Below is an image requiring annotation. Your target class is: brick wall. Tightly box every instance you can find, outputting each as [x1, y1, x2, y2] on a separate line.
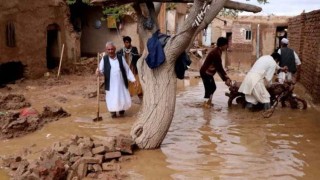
[288, 10, 320, 103]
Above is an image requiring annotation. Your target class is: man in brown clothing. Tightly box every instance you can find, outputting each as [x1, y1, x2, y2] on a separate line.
[200, 37, 231, 107]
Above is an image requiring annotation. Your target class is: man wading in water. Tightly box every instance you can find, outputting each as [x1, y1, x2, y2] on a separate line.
[200, 37, 232, 108]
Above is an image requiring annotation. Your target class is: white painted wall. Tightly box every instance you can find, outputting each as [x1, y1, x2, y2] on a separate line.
[202, 23, 212, 47]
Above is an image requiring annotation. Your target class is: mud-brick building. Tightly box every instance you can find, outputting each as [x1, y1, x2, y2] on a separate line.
[199, 16, 290, 71]
[0, 0, 139, 83]
[288, 10, 320, 103]
[0, 0, 77, 79]
[226, 16, 289, 70]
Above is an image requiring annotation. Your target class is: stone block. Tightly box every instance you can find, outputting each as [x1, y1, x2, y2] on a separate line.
[116, 136, 134, 154]
[92, 146, 108, 155]
[83, 150, 93, 157]
[92, 164, 102, 172]
[104, 151, 121, 160]
[71, 157, 101, 170]
[68, 145, 85, 156]
[101, 162, 117, 171]
[77, 163, 88, 178]
[93, 154, 104, 164]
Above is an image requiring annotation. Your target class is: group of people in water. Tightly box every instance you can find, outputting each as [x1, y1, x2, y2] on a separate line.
[96, 35, 301, 117]
[200, 37, 301, 110]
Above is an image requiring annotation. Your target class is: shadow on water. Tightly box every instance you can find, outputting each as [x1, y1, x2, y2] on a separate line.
[1, 75, 320, 179]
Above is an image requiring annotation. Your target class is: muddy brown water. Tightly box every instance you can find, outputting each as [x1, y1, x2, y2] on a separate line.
[1, 73, 320, 179]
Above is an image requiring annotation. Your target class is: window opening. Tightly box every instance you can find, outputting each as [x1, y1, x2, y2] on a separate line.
[245, 30, 252, 40]
[6, 21, 16, 47]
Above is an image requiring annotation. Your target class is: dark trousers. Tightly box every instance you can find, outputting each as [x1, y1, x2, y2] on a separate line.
[200, 73, 216, 99]
[110, 110, 125, 116]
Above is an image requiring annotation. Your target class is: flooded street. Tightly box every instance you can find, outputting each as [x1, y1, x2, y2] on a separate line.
[1, 73, 320, 179]
[123, 76, 320, 179]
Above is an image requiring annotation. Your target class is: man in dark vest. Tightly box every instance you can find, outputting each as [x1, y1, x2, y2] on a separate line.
[96, 42, 137, 118]
[277, 38, 301, 83]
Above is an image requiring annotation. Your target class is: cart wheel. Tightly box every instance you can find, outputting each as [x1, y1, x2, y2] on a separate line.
[236, 96, 246, 107]
[281, 100, 290, 108]
[228, 96, 236, 107]
[291, 97, 307, 110]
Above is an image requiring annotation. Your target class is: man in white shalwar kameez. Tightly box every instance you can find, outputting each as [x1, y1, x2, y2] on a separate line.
[238, 52, 283, 110]
[96, 42, 137, 118]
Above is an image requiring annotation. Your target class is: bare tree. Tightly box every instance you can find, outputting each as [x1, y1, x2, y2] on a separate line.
[91, 0, 262, 149]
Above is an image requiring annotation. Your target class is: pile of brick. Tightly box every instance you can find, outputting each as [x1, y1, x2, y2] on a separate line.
[1, 135, 136, 179]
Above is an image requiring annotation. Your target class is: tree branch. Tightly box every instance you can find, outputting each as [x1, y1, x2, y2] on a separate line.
[90, 0, 262, 13]
[154, 2, 162, 16]
[163, 0, 204, 62]
[224, 0, 262, 13]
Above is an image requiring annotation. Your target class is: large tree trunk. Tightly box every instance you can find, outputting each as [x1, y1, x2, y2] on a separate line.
[130, 2, 177, 149]
[130, 52, 178, 149]
[131, 0, 228, 149]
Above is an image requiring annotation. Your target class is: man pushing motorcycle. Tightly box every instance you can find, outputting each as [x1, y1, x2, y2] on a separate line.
[238, 52, 287, 110]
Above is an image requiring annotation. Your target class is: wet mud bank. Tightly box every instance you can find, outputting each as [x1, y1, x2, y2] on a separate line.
[0, 94, 70, 140]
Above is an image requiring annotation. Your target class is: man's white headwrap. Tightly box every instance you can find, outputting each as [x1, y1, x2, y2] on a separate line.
[281, 38, 289, 44]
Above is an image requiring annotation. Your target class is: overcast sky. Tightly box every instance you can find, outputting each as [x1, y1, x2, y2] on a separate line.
[237, 0, 320, 16]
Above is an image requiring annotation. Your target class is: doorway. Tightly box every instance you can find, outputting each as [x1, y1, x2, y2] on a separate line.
[225, 32, 233, 68]
[46, 24, 60, 69]
[0, 61, 25, 86]
[275, 26, 288, 51]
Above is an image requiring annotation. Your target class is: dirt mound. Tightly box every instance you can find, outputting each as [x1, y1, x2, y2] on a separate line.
[0, 94, 31, 111]
[0, 106, 70, 139]
[40, 106, 70, 119]
[37, 77, 71, 87]
[71, 57, 98, 75]
[1, 135, 136, 180]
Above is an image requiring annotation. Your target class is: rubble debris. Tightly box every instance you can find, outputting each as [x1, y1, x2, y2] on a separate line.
[1, 135, 135, 180]
[71, 57, 98, 76]
[40, 106, 70, 120]
[20, 107, 39, 117]
[0, 94, 31, 111]
[0, 106, 70, 140]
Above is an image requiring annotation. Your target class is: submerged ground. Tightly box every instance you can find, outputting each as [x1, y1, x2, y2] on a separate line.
[0, 69, 319, 179]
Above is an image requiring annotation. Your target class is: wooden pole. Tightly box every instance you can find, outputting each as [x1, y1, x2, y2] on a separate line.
[57, 44, 65, 78]
[97, 53, 100, 119]
[94, 53, 102, 121]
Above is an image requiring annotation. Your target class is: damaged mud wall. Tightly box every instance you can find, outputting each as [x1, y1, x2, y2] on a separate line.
[288, 10, 320, 103]
[0, 0, 77, 79]
[226, 16, 288, 71]
[227, 22, 256, 70]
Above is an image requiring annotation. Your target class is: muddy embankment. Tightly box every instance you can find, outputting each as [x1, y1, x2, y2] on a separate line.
[0, 94, 70, 139]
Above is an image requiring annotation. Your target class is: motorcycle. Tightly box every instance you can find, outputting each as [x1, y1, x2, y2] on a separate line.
[225, 80, 307, 118]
